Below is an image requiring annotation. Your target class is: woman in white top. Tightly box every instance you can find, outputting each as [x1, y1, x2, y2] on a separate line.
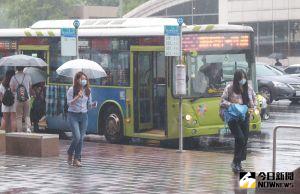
[0, 70, 16, 132]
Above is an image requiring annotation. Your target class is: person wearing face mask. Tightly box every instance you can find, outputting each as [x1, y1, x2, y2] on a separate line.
[220, 69, 256, 173]
[66, 71, 96, 167]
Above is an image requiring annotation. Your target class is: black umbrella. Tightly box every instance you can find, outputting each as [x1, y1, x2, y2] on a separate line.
[268, 53, 287, 60]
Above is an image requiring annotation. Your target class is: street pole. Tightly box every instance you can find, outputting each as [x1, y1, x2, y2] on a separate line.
[76, 28, 79, 59]
[73, 20, 80, 59]
[119, 0, 123, 17]
[177, 18, 184, 153]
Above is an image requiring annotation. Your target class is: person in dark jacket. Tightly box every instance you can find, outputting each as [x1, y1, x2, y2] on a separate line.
[30, 82, 46, 132]
[274, 59, 282, 66]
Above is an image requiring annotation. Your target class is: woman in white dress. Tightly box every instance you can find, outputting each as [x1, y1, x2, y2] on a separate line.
[0, 70, 16, 132]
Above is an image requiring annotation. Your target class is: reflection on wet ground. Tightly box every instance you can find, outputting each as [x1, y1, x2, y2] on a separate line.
[127, 100, 300, 172]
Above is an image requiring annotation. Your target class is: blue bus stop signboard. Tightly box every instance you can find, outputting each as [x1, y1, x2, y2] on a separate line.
[61, 28, 76, 56]
[164, 25, 180, 57]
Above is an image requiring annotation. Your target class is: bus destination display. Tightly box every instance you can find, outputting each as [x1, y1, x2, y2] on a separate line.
[182, 33, 250, 51]
[0, 40, 17, 50]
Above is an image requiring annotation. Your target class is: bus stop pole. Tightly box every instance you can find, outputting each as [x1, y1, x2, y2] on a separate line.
[178, 22, 184, 153]
[179, 95, 183, 152]
[76, 28, 79, 59]
[73, 20, 80, 59]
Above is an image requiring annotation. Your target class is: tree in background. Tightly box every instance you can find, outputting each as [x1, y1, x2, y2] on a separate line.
[122, 0, 149, 15]
[2, 0, 82, 28]
[1, 0, 150, 28]
[82, 0, 119, 6]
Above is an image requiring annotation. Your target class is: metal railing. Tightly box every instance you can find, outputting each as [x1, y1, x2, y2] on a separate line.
[272, 125, 300, 172]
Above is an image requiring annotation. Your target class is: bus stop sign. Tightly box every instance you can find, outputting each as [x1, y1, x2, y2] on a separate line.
[61, 28, 76, 56]
[73, 19, 80, 29]
[177, 17, 184, 26]
[164, 25, 180, 57]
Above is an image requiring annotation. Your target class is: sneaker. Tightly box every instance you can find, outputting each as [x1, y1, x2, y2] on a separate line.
[231, 162, 240, 173]
[26, 128, 31, 133]
[237, 163, 245, 172]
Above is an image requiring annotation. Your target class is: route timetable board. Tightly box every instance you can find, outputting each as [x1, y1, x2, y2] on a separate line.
[164, 25, 180, 57]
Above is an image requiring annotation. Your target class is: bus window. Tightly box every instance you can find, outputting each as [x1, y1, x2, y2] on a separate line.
[90, 51, 130, 86]
[184, 53, 250, 97]
[89, 38, 130, 87]
[48, 37, 130, 86]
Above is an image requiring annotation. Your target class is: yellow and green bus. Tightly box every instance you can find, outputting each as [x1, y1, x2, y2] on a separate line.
[0, 18, 261, 143]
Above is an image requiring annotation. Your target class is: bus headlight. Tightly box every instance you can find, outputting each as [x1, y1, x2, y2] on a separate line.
[185, 114, 192, 121]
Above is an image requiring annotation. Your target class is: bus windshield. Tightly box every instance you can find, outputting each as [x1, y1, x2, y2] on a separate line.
[179, 31, 254, 98]
[184, 52, 251, 98]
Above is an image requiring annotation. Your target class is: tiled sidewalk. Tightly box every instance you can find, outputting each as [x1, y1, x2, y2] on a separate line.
[0, 140, 297, 193]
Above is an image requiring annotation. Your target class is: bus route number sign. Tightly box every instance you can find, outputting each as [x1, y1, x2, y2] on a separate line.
[164, 25, 180, 57]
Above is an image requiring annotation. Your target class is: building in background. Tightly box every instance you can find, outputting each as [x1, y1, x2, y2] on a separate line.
[123, 0, 228, 25]
[227, 0, 300, 65]
[125, 0, 300, 65]
[70, 5, 118, 19]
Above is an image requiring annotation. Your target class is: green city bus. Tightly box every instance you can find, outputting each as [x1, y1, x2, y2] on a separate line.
[0, 18, 261, 143]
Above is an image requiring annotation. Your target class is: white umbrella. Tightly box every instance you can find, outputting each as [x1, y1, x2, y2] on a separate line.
[24, 67, 47, 85]
[0, 54, 47, 67]
[56, 59, 107, 79]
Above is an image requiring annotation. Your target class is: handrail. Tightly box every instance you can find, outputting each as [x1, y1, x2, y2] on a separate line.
[273, 125, 300, 172]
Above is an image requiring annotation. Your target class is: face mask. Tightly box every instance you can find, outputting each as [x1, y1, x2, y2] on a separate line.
[81, 79, 87, 87]
[239, 78, 246, 86]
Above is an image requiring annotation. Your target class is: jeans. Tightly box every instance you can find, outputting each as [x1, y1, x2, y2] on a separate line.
[16, 100, 31, 132]
[67, 112, 88, 160]
[228, 117, 249, 164]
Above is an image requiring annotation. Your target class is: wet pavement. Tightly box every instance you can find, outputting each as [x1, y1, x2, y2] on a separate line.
[0, 140, 288, 194]
[0, 100, 299, 193]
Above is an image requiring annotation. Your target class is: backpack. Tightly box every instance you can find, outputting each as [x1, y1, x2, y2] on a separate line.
[14, 75, 29, 102]
[2, 87, 15, 106]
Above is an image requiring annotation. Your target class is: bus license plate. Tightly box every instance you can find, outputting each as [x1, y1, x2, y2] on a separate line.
[296, 91, 300, 96]
[220, 127, 230, 135]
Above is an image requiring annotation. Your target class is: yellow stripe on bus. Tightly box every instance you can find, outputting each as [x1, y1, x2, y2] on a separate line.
[24, 31, 32, 37]
[193, 25, 201, 31]
[47, 31, 55, 36]
[205, 24, 214, 31]
[36, 31, 43, 36]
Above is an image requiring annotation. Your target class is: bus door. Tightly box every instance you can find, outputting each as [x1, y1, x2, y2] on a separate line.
[132, 48, 167, 133]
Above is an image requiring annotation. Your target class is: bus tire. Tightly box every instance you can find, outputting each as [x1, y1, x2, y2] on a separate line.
[103, 106, 125, 144]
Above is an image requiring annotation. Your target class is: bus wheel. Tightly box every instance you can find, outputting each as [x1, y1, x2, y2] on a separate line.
[103, 106, 124, 144]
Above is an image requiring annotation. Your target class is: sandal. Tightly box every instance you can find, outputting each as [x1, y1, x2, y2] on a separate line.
[73, 159, 82, 167]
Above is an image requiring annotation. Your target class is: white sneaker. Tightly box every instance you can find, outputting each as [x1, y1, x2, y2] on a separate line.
[26, 128, 31, 133]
